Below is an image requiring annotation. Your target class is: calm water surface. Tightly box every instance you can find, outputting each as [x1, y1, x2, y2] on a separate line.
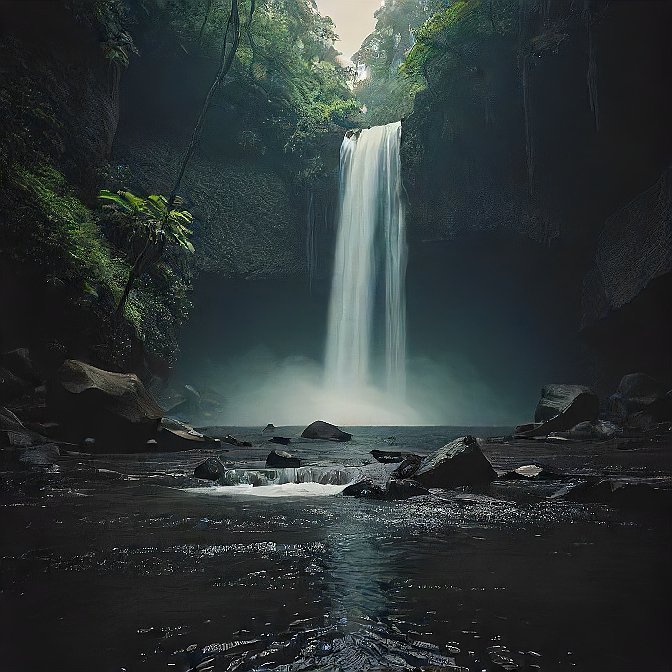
[1, 426, 670, 671]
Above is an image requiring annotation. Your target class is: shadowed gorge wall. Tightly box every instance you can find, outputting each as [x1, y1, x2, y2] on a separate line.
[401, 0, 672, 394]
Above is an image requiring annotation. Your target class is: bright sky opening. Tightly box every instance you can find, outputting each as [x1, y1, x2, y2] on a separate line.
[315, 0, 383, 64]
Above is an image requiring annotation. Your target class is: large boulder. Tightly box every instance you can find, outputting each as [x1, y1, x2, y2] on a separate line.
[0, 406, 46, 447]
[301, 421, 352, 442]
[156, 419, 221, 452]
[610, 373, 672, 427]
[535, 384, 599, 424]
[0, 367, 31, 403]
[47, 360, 163, 450]
[194, 456, 227, 481]
[2, 348, 41, 385]
[266, 449, 301, 468]
[413, 436, 497, 488]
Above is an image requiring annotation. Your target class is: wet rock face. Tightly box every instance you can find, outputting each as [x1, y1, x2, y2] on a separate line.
[47, 360, 163, 450]
[301, 421, 352, 442]
[413, 436, 497, 489]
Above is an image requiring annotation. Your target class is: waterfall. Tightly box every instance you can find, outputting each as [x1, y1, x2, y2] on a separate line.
[325, 122, 407, 397]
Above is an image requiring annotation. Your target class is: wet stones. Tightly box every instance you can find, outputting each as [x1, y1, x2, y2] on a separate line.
[413, 436, 497, 488]
[301, 420, 352, 442]
[342, 478, 428, 500]
[194, 456, 227, 481]
[266, 449, 301, 468]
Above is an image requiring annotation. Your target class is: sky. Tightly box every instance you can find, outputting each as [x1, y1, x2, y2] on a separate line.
[315, 0, 382, 62]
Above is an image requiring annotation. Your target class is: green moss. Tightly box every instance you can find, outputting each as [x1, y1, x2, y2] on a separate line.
[11, 164, 129, 301]
[402, 0, 515, 81]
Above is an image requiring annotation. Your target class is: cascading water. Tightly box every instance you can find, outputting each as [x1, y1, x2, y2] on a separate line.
[325, 121, 407, 398]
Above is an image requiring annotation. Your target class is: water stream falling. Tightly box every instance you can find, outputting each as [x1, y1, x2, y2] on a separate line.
[325, 122, 407, 398]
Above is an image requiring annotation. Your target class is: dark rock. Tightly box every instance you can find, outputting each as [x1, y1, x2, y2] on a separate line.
[262, 423, 276, 433]
[157, 419, 221, 452]
[2, 348, 41, 385]
[551, 479, 672, 510]
[552, 420, 622, 441]
[371, 449, 418, 463]
[385, 478, 430, 500]
[534, 383, 599, 423]
[391, 454, 422, 479]
[270, 436, 291, 446]
[47, 359, 164, 450]
[521, 384, 599, 437]
[221, 434, 252, 448]
[194, 456, 227, 481]
[80, 437, 96, 450]
[301, 421, 352, 442]
[611, 373, 667, 418]
[18, 444, 60, 467]
[266, 449, 301, 468]
[413, 436, 497, 488]
[342, 479, 387, 499]
[0, 367, 31, 403]
[0, 406, 47, 447]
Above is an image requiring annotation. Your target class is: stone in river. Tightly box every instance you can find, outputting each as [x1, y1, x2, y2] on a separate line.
[301, 420, 352, 442]
[194, 456, 227, 481]
[413, 436, 496, 488]
[266, 449, 301, 468]
[342, 479, 386, 499]
[385, 478, 430, 500]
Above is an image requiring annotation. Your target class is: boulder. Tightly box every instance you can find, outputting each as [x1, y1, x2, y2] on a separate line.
[552, 479, 672, 510]
[2, 348, 41, 385]
[0, 367, 31, 403]
[194, 456, 227, 481]
[413, 436, 497, 488]
[535, 384, 598, 423]
[269, 436, 291, 446]
[342, 479, 387, 499]
[47, 359, 163, 450]
[521, 384, 599, 436]
[301, 421, 352, 442]
[156, 425, 221, 452]
[266, 449, 301, 468]
[262, 423, 276, 433]
[391, 454, 423, 479]
[611, 373, 667, 418]
[0, 406, 47, 447]
[385, 478, 430, 500]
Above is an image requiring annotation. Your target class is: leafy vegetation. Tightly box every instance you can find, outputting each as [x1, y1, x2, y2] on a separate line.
[99, 190, 195, 318]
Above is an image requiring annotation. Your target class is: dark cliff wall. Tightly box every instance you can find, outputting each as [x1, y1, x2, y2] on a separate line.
[401, 0, 672, 392]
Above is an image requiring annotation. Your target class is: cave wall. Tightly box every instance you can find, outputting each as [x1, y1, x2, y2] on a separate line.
[401, 0, 672, 393]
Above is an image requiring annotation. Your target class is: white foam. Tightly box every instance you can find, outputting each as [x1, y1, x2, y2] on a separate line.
[186, 483, 349, 498]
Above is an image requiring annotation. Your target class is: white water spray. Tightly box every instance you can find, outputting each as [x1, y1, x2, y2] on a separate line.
[325, 122, 407, 398]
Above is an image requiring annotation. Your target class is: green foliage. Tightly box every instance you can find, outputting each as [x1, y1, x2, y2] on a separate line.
[164, 0, 358, 178]
[352, 0, 448, 125]
[99, 190, 195, 254]
[10, 164, 129, 299]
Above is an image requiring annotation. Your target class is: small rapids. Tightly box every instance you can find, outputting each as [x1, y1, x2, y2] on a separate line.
[185, 464, 375, 498]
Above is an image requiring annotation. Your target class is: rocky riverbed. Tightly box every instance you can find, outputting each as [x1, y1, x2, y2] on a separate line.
[1, 424, 670, 672]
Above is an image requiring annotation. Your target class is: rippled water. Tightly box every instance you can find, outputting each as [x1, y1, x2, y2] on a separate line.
[1, 426, 670, 672]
